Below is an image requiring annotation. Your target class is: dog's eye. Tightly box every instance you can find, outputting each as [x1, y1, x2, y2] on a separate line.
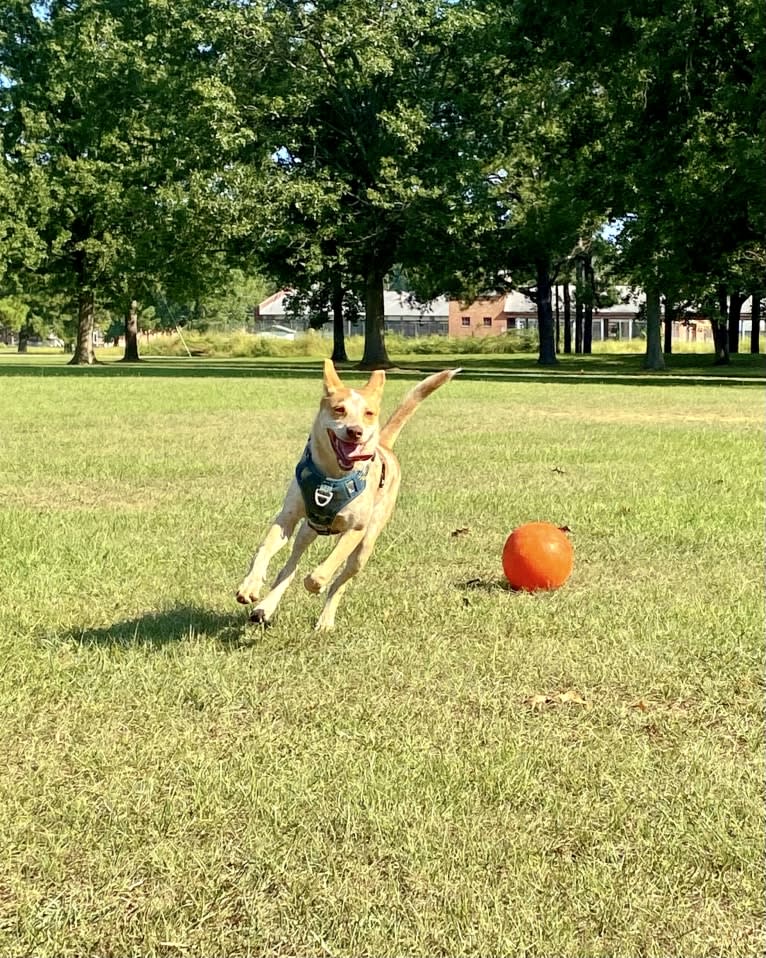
[333, 405, 346, 417]
[364, 409, 375, 419]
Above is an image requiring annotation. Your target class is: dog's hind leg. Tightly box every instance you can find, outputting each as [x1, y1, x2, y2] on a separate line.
[303, 527, 366, 595]
[248, 520, 317, 625]
[236, 480, 304, 605]
[313, 525, 383, 632]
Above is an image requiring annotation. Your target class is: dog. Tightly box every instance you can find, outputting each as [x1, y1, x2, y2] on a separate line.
[236, 359, 459, 631]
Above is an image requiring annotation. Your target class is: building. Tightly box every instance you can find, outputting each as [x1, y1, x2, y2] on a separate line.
[253, 289, 449, 336]
[255, 287, 763, 343]
[449, 287, 646, 340]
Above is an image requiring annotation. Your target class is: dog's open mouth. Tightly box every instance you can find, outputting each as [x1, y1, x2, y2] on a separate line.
[328, 430, 374, 470]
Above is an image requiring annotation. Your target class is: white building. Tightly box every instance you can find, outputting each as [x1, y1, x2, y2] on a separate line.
[254, 289, 449, 337]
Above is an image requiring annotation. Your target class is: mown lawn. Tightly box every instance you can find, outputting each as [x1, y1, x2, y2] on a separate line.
[0, 353, 763, 957]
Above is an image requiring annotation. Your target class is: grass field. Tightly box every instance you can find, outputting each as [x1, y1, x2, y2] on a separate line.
[0, 351, 763, 957]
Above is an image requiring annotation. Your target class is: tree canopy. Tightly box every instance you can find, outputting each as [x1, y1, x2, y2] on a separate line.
[1, 0, 763, 365]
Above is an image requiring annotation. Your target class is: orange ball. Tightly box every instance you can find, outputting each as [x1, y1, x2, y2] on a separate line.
[502, 522, 573, 591]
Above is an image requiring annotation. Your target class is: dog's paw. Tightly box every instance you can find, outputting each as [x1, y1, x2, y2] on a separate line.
[236, 583, 260, 605]
[314, 614, 336, 632]
[303, 572, 325, 594]
[248, 607, 270, 626]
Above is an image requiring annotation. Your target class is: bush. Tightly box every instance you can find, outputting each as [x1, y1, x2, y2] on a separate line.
[140, 328, 539, 359]
[141, 329, 336, 359]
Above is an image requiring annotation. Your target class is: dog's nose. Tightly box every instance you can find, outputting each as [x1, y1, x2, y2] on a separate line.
[346, 425, 364, 443]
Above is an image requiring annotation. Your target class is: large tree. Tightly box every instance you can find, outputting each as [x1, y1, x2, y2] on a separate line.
[220, 0, 491, 369]
[408, 0, 615, 366]
[597, 0, 765, 366]
[1, 0, 241, 364]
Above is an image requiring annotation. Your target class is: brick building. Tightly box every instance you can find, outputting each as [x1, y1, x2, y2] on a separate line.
[449, 288, 646, 340]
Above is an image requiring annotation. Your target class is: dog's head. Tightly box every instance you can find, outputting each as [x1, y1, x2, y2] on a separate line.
[318, 359, 385, 471]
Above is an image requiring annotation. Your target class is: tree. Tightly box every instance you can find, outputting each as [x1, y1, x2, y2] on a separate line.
[0, 295, 30, 349]
[1, 1, 243, 365]
[284, 275, 362, 364]
[416, 1, 616, 366]
[221, 0, 492, 369]
[750, 293, 763, 354]
[596, 0, 765, 366]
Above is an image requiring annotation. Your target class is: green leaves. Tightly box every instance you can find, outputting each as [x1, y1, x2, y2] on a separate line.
[1, 0, 762, 361]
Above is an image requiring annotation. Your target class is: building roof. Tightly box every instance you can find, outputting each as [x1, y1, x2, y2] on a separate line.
[257, 289, 450, 320]
[502, 290, 537, 314]
[257, 290, 290, 317]
[503, 285, 646, 316]
[383, 291, 449, 319]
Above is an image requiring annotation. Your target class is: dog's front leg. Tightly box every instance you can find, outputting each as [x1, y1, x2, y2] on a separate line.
[236, 481, 304, 605]
[303, 527, 366, 595]
[248, 520, 318, 625]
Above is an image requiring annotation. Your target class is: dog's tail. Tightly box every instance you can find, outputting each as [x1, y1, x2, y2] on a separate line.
[379, 368, 460, 450]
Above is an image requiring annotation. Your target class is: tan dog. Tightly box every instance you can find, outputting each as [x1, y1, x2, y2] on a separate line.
[236, 360, 458, 631]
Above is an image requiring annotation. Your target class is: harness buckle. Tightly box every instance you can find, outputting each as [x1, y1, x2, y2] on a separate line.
[314, 483, 334, 508]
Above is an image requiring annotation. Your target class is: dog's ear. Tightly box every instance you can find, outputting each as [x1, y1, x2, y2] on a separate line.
[323, 359, 343, 395]
[364, 369, 386, 399]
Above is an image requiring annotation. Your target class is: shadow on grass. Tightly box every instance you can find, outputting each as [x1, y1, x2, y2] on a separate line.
[0, 353, 763, 386]
[68, 605, 254, 650]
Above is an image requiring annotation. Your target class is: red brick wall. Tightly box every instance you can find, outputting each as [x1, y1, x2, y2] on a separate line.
[448, 296, 508, 337]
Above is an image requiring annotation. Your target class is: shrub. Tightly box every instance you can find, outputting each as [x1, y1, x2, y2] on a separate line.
[139, 328, 540, 359]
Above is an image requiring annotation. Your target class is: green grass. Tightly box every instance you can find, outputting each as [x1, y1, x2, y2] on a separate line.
[3, 342, 765, 382]
[0, 353, 763, 956]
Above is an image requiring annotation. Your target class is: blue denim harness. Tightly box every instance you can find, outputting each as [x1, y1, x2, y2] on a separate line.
[295, 445, 373, 535]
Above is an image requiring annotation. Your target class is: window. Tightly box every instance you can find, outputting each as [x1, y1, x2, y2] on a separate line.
[461, 316, 470, 327]
[483, 316, 492, 327]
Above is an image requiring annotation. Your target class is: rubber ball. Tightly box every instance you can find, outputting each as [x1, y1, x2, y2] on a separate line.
[502, 522, 573, 591]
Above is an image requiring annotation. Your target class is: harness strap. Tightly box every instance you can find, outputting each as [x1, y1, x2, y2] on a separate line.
[295, 445, 372, 535]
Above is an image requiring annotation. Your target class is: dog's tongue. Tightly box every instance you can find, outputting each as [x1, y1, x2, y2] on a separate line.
[329, 430, 374, 468]
[337, 439, 369, 462]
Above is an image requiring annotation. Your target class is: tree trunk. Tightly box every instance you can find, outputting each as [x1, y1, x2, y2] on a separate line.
[712, 285, 730, 365]
[574, 257, 584, 354]
[359, 270, 392, 369]
[728, 291, 745, 354]
[711, 320, 730, 364]
[121, 299, 140, 362]
[583, 258, 594, 354]
[750, 293, 762, 354]
[563, 281, 572, 354]
[663, 298, 678, 354]
[17, 322, 31, 353]
[554, 284, 560, 353]
[68, 288, 97, 365]
[643, 284, 665, 370]
[536, 260, 558, 365]
[717, 285, 727, 318]
[331, 275, 348, 364]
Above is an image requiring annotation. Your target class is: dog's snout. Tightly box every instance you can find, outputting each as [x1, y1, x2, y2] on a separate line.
[346, 425, 364, 442]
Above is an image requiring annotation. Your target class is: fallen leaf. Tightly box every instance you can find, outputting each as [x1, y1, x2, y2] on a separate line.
[558, 525, 572, 534]
[451, 527, 470, 538]
[551, 467, 566, 475]
[525, 693, 553, 709]
[630, 698, 651, 712]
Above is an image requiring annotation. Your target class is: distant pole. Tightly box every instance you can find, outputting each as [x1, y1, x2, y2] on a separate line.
[176, 326, 193, 358]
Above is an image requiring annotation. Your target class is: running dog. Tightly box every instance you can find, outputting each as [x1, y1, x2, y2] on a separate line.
[236, 360, 458, 631]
